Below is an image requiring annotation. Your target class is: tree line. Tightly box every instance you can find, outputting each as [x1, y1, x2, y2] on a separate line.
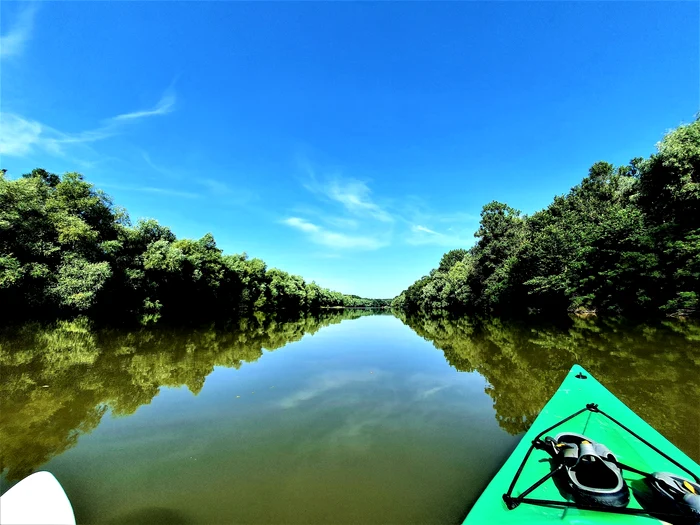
[393, 117, 700, 318]
[0, 170, 390, 325]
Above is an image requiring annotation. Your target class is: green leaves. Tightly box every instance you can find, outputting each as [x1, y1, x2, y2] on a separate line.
[396, 117, 700, 318]
[51, 256, 112, 311]
[142, 239, 185, 273]
[1, 169, 386, 323]
[438, 249, 468, 272]
[639, 118, 700, 231]
[0, 256, 23, 288]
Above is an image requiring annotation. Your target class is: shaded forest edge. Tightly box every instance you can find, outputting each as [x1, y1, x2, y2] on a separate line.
[393, 117, 700, 319]
[0, 169, 391, 326]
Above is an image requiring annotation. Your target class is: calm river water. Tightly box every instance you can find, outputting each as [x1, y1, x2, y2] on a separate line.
[1, 310, 698, 524]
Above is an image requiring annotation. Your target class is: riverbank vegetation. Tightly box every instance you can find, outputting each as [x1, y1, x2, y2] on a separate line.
[0, 170, 389, 325]
[393, 117, 700, 318]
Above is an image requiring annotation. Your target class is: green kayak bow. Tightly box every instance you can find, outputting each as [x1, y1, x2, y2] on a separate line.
[464, 364, 700, 524]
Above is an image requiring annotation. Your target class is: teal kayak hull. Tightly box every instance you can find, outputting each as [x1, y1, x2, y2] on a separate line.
[464, 364, 699, 524]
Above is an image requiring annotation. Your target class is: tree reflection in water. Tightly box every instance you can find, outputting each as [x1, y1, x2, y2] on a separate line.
[1, 310, 697, 484]
[0, 309, 385, 482]
[397, 313, 700, 462]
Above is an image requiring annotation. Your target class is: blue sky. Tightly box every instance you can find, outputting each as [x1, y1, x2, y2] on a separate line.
[1, 2, 698, 298]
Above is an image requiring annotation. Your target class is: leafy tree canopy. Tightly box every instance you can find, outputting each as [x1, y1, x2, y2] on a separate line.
[0, 171, 390, 325]
[393, 117, 700, 318]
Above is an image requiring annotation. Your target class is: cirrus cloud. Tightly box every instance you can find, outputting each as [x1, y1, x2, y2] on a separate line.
[283, 217, 387, 250]
[112, 90, 176, 121]
[283, 158, 481, 253]
[0, 3, 37, 59]
[0, 88, 177, 161]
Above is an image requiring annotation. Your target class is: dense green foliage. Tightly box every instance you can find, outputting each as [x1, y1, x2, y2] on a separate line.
[0, 169, 389, 325]
[393, 118, 700, 317]
[397, 312, 700, 458]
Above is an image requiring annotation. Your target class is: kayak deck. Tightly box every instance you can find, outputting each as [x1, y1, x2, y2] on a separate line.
[464, 364, 700, 524]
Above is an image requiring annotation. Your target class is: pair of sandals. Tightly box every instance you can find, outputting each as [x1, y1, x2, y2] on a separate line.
[544, 433, 700, 523]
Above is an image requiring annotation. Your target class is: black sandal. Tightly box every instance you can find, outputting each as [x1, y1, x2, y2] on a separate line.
[634, 472, 700, 524]
[544, 432, 630, 508]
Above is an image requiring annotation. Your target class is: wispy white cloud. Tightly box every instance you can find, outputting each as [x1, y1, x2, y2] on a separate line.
[0, 3, 37, 59]
[324, 178, 394, 223]
[282, 217, 387, 250]
[304, 174, 394, 223]
[0, 113, 111, 159]
[284, 162, 395, 251]
[140, 151, 256, 204]
[412, 224, 439, 235]
[284, 217, 319, 234]
[98, 182, 201, 200]
[286, 158, 480, 253]
[0, 88, 177, 161]
[113, 90, 176, 121]
[405, 225, 473, 247]
[324, 217, 360, 230]
[0, 114, 42, 156]
[401, 199, 478, 247]
[284, 204, 363, 232]
[141, 151, 172, 176]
